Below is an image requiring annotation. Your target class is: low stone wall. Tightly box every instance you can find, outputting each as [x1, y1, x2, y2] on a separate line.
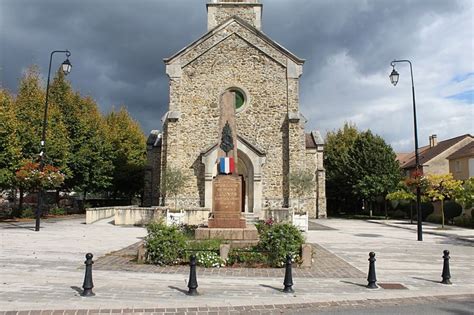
[114, 207, 164, 225]
[87, 206, 211, 226]
[85, 207, 116, 224]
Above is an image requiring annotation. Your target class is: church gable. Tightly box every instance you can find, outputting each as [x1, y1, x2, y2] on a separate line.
[165, 17, 304, 78]
[183, 32, 286, 72]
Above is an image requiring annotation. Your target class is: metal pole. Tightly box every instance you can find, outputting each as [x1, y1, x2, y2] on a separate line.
[391, 59, 422, 241]
[35, 50, 70, 231]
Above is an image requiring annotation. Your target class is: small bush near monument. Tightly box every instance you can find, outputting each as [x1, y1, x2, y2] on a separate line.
[145, 221, 186, 265]
[227, 249, 269, 267]
[257, 221, 305, 267]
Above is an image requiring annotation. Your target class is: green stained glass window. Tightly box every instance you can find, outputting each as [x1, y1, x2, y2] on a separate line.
[232, 89, 245, 110]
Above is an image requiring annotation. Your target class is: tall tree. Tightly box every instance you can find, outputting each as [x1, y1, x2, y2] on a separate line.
[346, 130, 401, 212]
[49, 71, 114, 197]
[14, 66, 70, 168]
[105, 107, 146, 201]
[324, 122, 360, 213]
[69, 96, 114, 198]
[0, 89, 22, 189]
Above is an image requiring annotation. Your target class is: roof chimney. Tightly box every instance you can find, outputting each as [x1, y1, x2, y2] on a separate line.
[429, 134, 438, 147]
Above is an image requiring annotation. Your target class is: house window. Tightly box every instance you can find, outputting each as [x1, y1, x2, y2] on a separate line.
[454, 160, 461, 172]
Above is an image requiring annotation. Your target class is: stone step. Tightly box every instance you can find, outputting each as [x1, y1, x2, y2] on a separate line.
[245, 213, 259, 223]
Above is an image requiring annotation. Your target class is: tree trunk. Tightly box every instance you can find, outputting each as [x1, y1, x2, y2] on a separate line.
[441, 200, 445, 228]
[55, 189, 60, 207]
[19, 187, 24, 211]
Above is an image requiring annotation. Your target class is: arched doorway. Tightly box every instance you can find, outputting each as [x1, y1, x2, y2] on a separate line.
[237, 150, 254, 213]
[201, 136, 265, 218]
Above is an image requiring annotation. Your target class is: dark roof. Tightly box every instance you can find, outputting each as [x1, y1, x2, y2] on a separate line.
[447, 142, 474, 160]
[146, 131, 161, 147]
[305, 133, 316, 149]
[401, 134, 472, 169]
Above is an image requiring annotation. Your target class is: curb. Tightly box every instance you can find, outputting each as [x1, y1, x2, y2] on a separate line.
[1, 294, 472, 314]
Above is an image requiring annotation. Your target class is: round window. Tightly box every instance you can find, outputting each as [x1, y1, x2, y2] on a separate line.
[229, 88, 246, 111]
[227, 87, 249, 112]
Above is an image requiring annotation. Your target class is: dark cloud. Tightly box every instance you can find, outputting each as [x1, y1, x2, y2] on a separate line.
[1, 0, 471, 150]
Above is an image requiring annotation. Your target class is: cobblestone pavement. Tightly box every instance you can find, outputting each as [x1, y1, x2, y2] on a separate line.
[94, 242, 363, 279]
[1, 218, 473, 314]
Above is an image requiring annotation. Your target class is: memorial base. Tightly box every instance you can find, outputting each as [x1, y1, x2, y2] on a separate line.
[195, 225, 259, 247]
[208, 217, 246, 228]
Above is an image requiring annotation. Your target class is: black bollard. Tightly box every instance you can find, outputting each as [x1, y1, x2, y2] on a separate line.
[441, 250, 452, 285]
[367, 252, 378, 289]
[82, 253, 95, 296]
[187, 254, 199, 295]
[283, 254, 294, 293]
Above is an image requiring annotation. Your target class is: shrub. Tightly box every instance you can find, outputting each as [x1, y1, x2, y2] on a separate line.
[145, 221, 186, 265]
[227, 248, 268, 267]
[178, 224, 198, 239]
[420, 202, 434, 221]
[453, 215, 474, 229]
[426, 214, 443, 224]
[444, 201, 462, 223]
[21, 207, 35, 218]
[49, 207, 66, 216]
[257, 222, 304, 267]
[186, 239, 222, 251]
[391, 209, 406, 219]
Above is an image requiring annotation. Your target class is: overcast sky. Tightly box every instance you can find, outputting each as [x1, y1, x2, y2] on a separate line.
[1, 0, 472, 152]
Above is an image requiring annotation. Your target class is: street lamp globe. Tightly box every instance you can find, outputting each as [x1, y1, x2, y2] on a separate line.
[389, 68, 399, 86]
[61, 58, 72, 75]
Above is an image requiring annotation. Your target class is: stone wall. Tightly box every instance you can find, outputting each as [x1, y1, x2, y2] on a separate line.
[86, 206, 210, 226]
[207, 2, 262, 30]
[85, 207, 116, 224]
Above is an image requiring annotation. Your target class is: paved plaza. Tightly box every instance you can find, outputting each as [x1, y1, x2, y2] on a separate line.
[0, 217, 473, 314]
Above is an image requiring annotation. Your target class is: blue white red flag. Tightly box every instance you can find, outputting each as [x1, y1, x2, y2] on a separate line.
[219, 157, 235, 174]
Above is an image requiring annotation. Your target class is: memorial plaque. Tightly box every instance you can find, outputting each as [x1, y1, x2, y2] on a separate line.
[208, 175, 246, 228]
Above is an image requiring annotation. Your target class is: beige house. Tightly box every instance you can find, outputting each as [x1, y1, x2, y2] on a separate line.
[447, 142, 474, 180]
[143, 0, 326, 220]
[398, 134, 473, 177]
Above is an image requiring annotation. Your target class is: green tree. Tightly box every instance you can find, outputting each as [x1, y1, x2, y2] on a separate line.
[454, 177, 474, 209]
[424, 174, 463, 228]
[161, 167, 188, 211]
[0, 89, 22, 189]
[105, 107, 146, 201]
[49, 70, 116, 197]
[70, 96, 114, 198]
[289, 169, 314, 214]
[324, 122, 359, 213]
[13, 66, 70, 208]
[346, 130, 401, 213]
[14, 67, 70, 168]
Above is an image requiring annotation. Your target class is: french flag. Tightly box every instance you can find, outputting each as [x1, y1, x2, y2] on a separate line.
[219, 157, 235, 174]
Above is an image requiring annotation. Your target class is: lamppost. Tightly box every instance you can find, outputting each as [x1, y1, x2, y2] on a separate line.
[389, 59, 423, 241]
[35, 50, 72, 232]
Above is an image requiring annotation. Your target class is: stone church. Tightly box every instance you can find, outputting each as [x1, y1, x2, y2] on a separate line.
[144, 0, 326, 220]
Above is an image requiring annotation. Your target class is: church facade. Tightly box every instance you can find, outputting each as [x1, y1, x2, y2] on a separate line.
[144, 0, 326, 220]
